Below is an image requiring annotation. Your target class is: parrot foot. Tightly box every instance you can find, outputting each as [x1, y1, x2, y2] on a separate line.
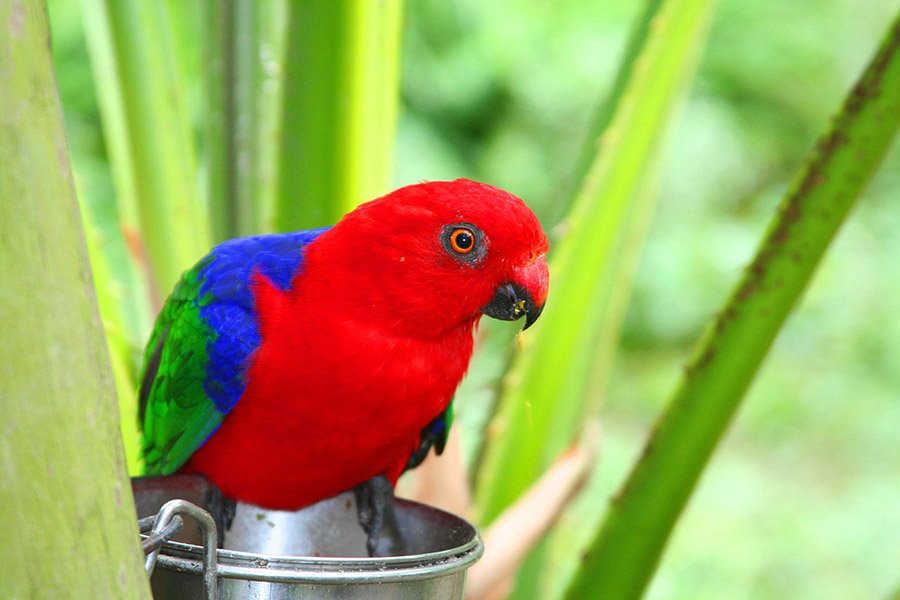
[354, 475, 403, 557]
[207, 490, 236, 547]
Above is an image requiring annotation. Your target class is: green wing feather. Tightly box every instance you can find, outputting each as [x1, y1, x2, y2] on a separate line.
[138, 258, 223, 475]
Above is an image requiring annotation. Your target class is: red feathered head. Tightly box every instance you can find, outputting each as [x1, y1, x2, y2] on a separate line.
[308, 179, 549, 338]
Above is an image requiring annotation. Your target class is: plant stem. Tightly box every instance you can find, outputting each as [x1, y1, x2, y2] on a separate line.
[274, 0, 402, 232]
[551, 0, 664, 226]
[206, 0, 276, 241]
[0, 3, 150, 595]
[81, 0, 210, 297]
[475, 0, 717, 525]
[205, 0, 237, 242]
[80, 205, 143, 473]
[565, 13, 900, 600]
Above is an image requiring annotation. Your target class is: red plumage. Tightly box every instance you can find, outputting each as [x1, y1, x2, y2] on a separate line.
[183, 179, 549, 510]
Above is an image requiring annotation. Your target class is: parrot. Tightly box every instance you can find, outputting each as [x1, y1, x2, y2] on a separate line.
[138, 179, 549, 554]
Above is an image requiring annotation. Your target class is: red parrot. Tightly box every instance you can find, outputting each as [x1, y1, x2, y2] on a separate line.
[139, 179, 549, 552]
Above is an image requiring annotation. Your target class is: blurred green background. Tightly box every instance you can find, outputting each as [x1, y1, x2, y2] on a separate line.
[49, 0, 899, 598]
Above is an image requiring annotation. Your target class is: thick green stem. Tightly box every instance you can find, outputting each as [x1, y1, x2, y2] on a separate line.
[0, 3, 150, 596]
[81, 205, 143, 473]
[565, 13, 900, 600]
[274, 0, 402, 231]
[551, 0, 664, 226]
[206, 0, 277, 240]
[475, 0, 717, 525]
[81, 0, 210, 297]
[205, 0, 237, 242]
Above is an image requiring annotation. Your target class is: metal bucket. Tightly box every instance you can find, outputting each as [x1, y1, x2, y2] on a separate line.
[133, 476, 483, 600]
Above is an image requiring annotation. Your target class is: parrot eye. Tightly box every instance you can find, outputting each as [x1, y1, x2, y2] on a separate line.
[449, 228, 475, 253]
[441, 222, 486, 265]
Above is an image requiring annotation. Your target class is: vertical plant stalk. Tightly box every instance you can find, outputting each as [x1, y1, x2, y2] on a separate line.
[459, 0, 668, 482]
[81, 206, 143, 473]
[565, 14, 900, 600]
[205, 0, 236, 242]
[206, 0, 280, 240]
[475, 0, 717, 525]
[550, 0, 664, 226]
[274, 0, 402, 232]
[509, 155, 669, 600]
[254, 0, 288, 233]
[81, 0, 210, 297]
[0, 3, 149, 595]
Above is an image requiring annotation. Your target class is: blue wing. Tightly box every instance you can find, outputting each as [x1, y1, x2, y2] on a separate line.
[139, 227, 329, 474]
[197, 227, 329, 414]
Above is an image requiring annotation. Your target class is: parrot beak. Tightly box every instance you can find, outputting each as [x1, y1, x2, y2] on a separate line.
[482, 258, 549, 330]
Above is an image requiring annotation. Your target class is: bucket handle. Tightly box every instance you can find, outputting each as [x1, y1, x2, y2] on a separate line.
[140, 499, 219, 600]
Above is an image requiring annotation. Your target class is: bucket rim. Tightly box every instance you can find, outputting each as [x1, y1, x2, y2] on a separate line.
[147, 532, 483, 584]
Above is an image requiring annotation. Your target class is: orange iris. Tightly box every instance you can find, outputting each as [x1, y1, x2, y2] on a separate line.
[449, 228, 475, 254]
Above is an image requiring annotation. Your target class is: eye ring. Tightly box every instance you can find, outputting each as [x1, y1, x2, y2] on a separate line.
[441, 222, 486, 266]
[449, 228, 475, 254]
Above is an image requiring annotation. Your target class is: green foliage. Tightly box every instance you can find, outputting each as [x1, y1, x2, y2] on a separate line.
[205, 0, 275, 240]
[80, 0, 210, 294]
[81, 206, 143, 471]
[49, 0, 900, 598]
[566, 15, 900, 598]
[475, 0, 717, 524]
[399, 4, 899, 596]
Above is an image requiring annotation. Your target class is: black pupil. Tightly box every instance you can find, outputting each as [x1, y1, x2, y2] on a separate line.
[454, 230, 473, 250]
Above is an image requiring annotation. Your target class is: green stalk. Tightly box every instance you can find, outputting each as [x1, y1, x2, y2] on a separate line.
[254, 1, 288, 233]
[460, 0, 669, 478]
[206, 0, 278, 240]
[550, 0, 664, 226]
[274, 0, 402, 232]
[205, 0, 235, 242]
[508, 149, 670, 600]
[77, 0, 150, 308]
[475, 0, 717, 525]
[80, 205, 143, 473]
[81, 0, 210, 297]
[0, 3, 149, 594]
[565, 13, 900, 600]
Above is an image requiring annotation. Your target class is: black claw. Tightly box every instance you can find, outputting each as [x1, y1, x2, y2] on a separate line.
[353, 474, 402, 556]
[206, 486, 236, 547]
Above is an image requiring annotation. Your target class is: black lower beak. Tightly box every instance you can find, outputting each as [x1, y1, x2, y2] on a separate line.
[482, 283, 544, 330]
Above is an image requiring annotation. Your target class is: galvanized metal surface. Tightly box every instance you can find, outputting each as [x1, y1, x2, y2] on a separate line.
[133, 475, 483, 600]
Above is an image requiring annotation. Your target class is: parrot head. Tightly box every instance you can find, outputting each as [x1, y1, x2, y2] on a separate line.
[311, 179, 549, 337]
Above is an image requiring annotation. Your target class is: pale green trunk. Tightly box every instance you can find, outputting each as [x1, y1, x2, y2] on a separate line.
[0, 3, 150, 598]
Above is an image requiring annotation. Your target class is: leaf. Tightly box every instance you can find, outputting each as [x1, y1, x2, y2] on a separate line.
[565, 12, 900, 599]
